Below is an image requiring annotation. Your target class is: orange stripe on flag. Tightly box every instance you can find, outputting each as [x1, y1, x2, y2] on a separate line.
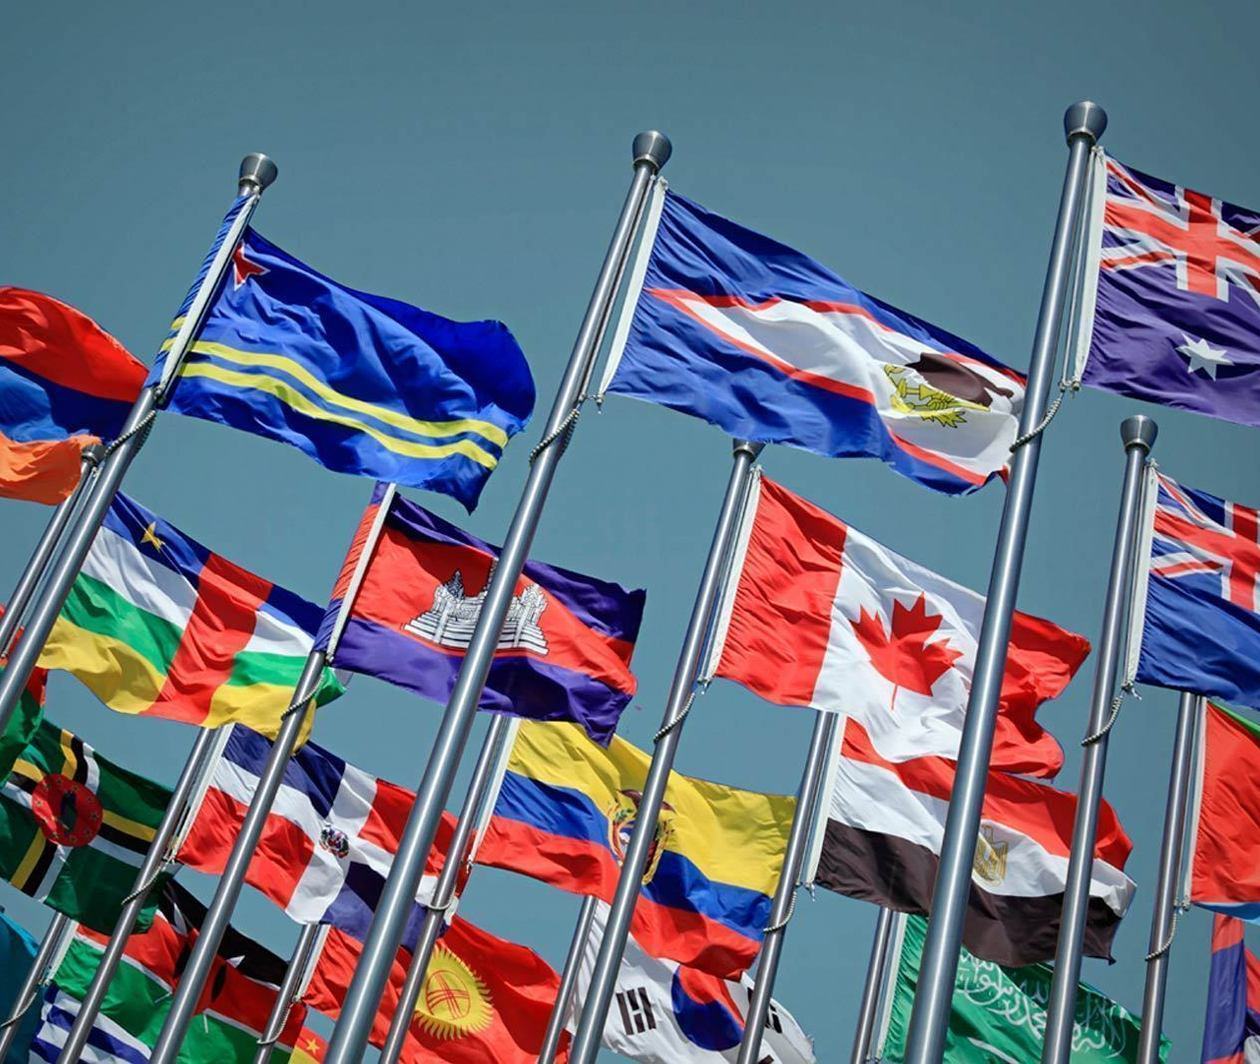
[0, 431, 92, 505]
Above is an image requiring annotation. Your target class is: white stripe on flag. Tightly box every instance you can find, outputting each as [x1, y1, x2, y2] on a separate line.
[79, 523, 197, 631]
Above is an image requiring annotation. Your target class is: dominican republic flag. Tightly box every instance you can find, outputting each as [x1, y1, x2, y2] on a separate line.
[1126, 470, 1260, 713]
[177, 725, 454, 949]
[316, 484, 646, 744]
[1073, 151, 1260, 430]
[598, 184, 1024, 495]
[570, 902, 814, 1064]
[706, 473, 1089, 775]
[808, 718, 1135, 967]
[1202, 915, 1260, 1064]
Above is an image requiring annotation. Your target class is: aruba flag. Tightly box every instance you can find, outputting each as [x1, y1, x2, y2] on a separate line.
[1202, 914, 1260, 1063]
[475, 720, 796, 978]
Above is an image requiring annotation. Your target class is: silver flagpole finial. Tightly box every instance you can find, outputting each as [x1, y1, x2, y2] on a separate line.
[1121, 414, 1158, 451]
[238, 153, 279, 194]
[1064, 101, 1108, 143]
[632, 131, 672, 171]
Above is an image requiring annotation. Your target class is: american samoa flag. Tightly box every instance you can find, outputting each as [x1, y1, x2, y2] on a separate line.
[598, 183, 1024, 495]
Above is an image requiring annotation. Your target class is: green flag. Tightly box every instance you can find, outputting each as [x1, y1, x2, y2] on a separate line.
[0, 664, 47, 786]
[879, 915, 1168, 1062]
[0, 714, 172, 932]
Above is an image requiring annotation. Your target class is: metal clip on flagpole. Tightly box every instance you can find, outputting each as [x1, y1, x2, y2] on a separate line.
[252, 922, 325, 1064]
[0, 912, 72, 1058]
[0, 154, 276, 742]
[850, 907, 896, 1064]
[538, 895, 599, 1064]
[901, 101, 1107, 1064]
[737, 711, 838, 1064]
[1134, 691, 1201, 1064]
[1040, 414, 1156, 1064]
[568, 438, 763, 1064]
[323, 130, 672, 1064]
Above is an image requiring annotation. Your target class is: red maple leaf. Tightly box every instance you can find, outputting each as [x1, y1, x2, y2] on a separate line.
[850, 593, 963, 711]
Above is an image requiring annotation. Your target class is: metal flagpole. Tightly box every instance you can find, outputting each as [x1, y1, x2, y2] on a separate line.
[0, 912, 72, 1058]
[850, 907, 896, 1064]
[0, 447, 102, 656]
[1135, 691, 1200, 1064]
[56, 725, 225, 1063]
[252, 923, 325, 1064]
[1040, 415, 1157, 1063]
[0, 154, 277, 739]
[377, 713, 515, 1064]
[538, 895, 599, 1064]
[568, 438, 764, 1063]
[737, 711, 839, 1064]
[902, 100, 1108, 1064]
[323, 129, 672, 1064]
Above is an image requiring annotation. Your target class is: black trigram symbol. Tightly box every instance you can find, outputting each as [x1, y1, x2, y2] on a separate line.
[615, 987, 657, 1034]
[765, 1002, 784, 1034]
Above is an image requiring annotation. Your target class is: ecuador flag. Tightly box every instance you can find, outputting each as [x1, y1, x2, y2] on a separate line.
[38, 492, 343, 738]
[475, 720, 796, 978]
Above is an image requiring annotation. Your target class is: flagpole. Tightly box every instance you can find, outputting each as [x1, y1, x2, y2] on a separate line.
[1135, 691, 1200, 1064]
[850, 907, 896, 1064]
[323, 129, 672, 1064]
[0, 447, 101, 656]
[902, 100, 1107, 1064]
[568, 437, 763, 1064]
[0, 154, 277, 738]
[56, 725, 224, 1063]
[377, 713, 515, 1064]
[737, 711, 838, 1064]
[538, 895, 599, 1064]
[1040, 415, 1157, 1063]
[0, 911, 72, 1058]
[252, 923, 325, 1064]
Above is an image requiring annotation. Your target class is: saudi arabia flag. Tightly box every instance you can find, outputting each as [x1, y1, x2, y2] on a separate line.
[0, 715, 172, 933]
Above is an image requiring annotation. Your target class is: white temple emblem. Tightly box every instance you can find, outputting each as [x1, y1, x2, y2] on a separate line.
[404, 563, 548, 655]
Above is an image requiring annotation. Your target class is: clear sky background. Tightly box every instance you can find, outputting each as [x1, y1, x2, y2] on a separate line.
[4, 2, 1259, 1060]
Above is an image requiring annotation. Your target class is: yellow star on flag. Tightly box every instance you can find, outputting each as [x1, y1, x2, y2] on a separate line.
[140, 522, 164, 551]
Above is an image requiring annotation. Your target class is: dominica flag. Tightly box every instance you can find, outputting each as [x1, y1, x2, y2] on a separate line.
[0, 714, 172, 933]
[38, 491, 343, 739]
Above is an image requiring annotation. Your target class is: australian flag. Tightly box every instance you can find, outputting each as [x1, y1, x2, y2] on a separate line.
[1131, 470, 1260, 711]
[1075, 152, 1260, 428]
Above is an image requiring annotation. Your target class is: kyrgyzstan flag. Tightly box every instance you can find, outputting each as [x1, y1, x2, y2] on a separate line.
[708, 473, 1090, 776]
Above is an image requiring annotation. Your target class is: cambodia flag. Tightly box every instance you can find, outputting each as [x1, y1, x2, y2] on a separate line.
[0, 288, 145, 503]
[316, 484, 646, 744]
[1202, 914, 1260, 1063]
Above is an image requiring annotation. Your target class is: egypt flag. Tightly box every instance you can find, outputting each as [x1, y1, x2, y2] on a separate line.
[38, 492, 343, 739]
[305, 920, 566, 1063]
[598, 185, 1024, 495]
[0, 715, 173, 933]
[708, 473, 1090, 774]
[317, 485, 646, 744]
[1201, 915, 1260, 1064]
[809, 718, 1136, 966]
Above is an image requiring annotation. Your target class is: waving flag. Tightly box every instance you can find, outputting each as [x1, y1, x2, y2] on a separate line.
[600, 186, 1024, 495]
[153, 228, 535, 510]
[1074, 152, 1260, 429]
[178, 725, 454, 947]
[476, 720, 794, 978]
[0, 663, 47, 786]
[1128, 471, 1260, 712]
[0, 912, 40, 1062]
[0, 287, 145, 503]
[38, 492, 343, 739]
[317, 485, 645, 744]
[708, 473, 1089, 774]
[1202, 915, 1260, 1064]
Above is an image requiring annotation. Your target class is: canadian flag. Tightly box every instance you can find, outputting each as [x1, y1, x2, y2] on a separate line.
[707, 474, 1090, 775]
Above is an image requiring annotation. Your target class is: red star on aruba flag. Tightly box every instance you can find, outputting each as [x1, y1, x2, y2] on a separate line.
[232, 242, 267, 288]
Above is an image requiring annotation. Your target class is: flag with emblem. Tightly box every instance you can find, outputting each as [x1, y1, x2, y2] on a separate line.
[474, 720, 796, 978]
[37, 491, 343, 740]
[304, 919, 566, 1063]
[150, 228, 536, 511]
[570, 901, 815, 1064]
[0, 714, 173, 933]
[706, 472, 1090, 775]
[808, 718, 1136, 967]
[1201, 914, 1260, 1064]
[1073, 151, 1260, 429]
[597, 184, 1025, 495]
[291, 1027, 327, 1064]
[1126, 470, 1260, 712]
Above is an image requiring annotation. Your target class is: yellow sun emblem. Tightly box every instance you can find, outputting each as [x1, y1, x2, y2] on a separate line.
[413, 943, 494, 1040]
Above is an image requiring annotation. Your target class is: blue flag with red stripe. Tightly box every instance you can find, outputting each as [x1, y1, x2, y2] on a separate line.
[1203, 914, 1260, 1063]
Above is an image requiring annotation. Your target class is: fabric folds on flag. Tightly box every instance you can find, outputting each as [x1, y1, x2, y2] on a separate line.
[0, 715, 173, 933]
[0, 662, 47, 786]
[475, 720, 795, 978]
[0, 287, 145, 503]
[317, 485, 645, 744]
[809, 719, 1135, 966]
[38, 491, 343, 739]
[600, 186, 1024, 495]
[1201, 914, 1260, 1064]
[0, 911, 40, 1062]
[709, 473, 1089, 775]
[153, 228, 535, 510]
